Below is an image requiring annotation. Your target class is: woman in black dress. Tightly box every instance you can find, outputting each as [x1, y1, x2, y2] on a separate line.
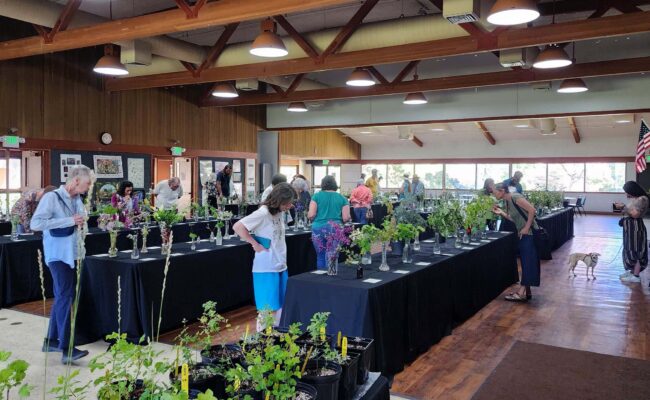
[620, 181, 648, 283]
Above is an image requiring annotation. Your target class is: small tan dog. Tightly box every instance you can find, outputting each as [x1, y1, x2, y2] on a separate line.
[568, 252, 600, 280]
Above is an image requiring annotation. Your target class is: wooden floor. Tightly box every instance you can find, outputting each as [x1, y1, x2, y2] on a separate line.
[11, 215, 650, 399]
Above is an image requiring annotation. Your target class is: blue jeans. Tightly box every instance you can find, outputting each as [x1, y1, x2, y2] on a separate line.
[519, 235, 540, 287]
[312, 224, 336, 269]
[353, 207, 367, 224]
[46, 261, 76, 350]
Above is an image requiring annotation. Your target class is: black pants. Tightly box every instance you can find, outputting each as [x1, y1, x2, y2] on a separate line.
[207, 195, 218, 208]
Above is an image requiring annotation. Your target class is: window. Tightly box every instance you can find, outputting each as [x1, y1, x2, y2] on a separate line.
[328, 166, 341, 185]
[547, 163, 584, 191]
[511, 163, 547, 191]
[445, 164, 476, 189]
[477, 164, 509, 189]
[0, 153, 23, 216]
[313, 165, 327, 188]
[279, 165, 298, 180]
[387, 164, 414, 188]
[414, 164, 443, 189]
[585, 163, 626, 192]
[361, 164, 387, 188]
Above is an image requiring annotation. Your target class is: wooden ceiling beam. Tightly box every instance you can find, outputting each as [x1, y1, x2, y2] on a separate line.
[366, 66, 389, 85]
[538, 0, 650, 16]
[200, 56, 650, 107]
[105, 12, 650, 92]
[32, 25, 49, 41]
[318, 0, 379, 62]
[181, 61, 199, 77]
[285, 73, 305, 95]
[47, 0, 83, 43]
[475, 122, 496, 146]
[273, 15, 320, 60]
[613, 3, 643, 13]
[411, 136, 423, 147]
[173, 0, 195, 18]
[567, 117, 581, 143]
[193, 0, 209, 17]
[197, 23, 239, 75]
[0, 0, 355, 61]
[392, 60, 420, 84]
[268, 83, 285, 95]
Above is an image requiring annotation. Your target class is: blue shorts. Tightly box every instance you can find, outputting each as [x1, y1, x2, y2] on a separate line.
[252, 270, 288, 311]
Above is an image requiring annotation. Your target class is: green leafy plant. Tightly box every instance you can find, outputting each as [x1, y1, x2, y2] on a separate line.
[377, 219, 398, 243]
[427, 200, 463, 237]
[464, 195, 494, 232]
[395, 223, 424, 242]
[346, 224, 381, 263]
[50, 369, 90, 400]
[306, 312, 330, 344]
[392, 198, 427, 229]
[191, 202, 206, 218]
[153, 207, 184, 227]
[0, 351, 32, 399]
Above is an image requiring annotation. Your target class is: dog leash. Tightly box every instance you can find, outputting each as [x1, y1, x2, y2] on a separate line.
[595, 242, 624, 266]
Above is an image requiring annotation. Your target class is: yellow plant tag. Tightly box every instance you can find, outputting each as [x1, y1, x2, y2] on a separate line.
[265, 392, 270, 400]
[245, 324, 249, 340]
[266, 326, 272, 335]
[181, 363, 189, 393]
[342, 337, 348, 357]
[337, 331, 342, 347]
[234, 378, 241, 391]
[320, 326, 326, 342]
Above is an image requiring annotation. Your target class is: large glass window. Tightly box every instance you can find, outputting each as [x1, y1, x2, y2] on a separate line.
[585, 163, 626, 192]
[445, 164, 476, 189]
[279, 165, 298, 179]
[414, 164, 443, 189]
[547, 163, 585, 191]
[361, 164, 387, 188]
[0, 154, 23, 216]
[511, 163, 547, 190]
[387, 164, 414, 188]
[313, 166, 327, 188]
[477, 164, 509, 189]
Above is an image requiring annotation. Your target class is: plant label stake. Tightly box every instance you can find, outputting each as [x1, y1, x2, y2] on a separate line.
[337, 331, 342, 347]
[342, 337, 348, 357]
[181, 363, 189, 393]
[320, 326, 326, 342]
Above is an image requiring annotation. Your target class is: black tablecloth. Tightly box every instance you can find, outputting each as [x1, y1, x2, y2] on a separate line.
[75, 230, 316, 344]
[0, 222, 11, 236]
[0, 219, 235, 308]
[281, 233, 518, 375]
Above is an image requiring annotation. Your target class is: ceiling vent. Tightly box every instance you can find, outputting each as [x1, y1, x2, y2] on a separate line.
[530, 81, 552, 91]
[120, 41, 152, 66]
[236, 79, 260, 91]
[443, 0, 480, 24]
[500, 47, 539, 68]
[539, 118, 557, 135]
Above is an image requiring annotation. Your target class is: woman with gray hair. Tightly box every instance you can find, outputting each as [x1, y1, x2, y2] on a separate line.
[291, 177, 311, 212]
[308, 175, 351, 269]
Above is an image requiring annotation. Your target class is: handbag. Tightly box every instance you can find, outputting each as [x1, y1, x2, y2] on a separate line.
[511, 197, 552, 260]
[49, 191, 76, 237]
[365, 207, 374, 220]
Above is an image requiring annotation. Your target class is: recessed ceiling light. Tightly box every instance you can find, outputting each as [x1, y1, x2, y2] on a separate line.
[513, 119, 535, 128]
[612, 114, 634, 124]
[487, 0, 540, 26]
[429, 123, 449, 131]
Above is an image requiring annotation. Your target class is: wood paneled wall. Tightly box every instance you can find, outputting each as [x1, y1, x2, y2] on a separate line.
[279, 129, 360, 160]
[0, 18, 263, 153]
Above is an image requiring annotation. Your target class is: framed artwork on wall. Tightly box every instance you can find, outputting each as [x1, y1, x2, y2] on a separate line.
[94, 155, 124, 178]
[60, 154, 82, 182]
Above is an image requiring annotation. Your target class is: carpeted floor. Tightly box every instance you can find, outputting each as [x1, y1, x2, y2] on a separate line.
[472, 341, 650, 400]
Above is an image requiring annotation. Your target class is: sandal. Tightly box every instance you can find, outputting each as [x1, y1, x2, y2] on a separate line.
[505, 293, 528, 302]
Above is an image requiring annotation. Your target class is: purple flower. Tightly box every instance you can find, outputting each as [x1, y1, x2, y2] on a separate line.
[314, 221, 353, 255]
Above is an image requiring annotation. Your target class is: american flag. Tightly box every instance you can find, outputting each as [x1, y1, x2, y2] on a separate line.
[635, 119, 650, 173]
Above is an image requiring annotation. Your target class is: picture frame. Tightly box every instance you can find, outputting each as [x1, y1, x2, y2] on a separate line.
[60, 154, 82, 182]
[93, 155, 124, 178]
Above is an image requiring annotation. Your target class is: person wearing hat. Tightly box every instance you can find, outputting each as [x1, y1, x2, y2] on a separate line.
[399, 173, 411, 200]
[411, 174, 425, 201]
[349, 179, 373, 224]
[216, 164, 233, 198]
[490, 183, 540, 302]
[619, 181, 649, 283]
[503, 171, 524, 194]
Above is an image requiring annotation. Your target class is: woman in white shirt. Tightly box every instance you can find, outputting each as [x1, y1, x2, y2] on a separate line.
[233, 183, 296, 330]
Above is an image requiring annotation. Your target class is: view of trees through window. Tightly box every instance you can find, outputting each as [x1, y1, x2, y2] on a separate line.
[357, 162, 626, 192]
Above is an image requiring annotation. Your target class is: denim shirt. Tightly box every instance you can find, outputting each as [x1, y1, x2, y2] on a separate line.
[31, 186, 86, 268]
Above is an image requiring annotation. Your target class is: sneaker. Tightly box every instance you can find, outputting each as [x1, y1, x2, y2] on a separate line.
[619, 270, 631, 279]
[621, 274, 641, 283]
[61, 348, 89, 364]
[41, 338, 61, 353]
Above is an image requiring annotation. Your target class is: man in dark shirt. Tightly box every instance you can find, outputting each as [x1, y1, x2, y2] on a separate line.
[216, 164, 233, 198]
[503, 171, 524, 194]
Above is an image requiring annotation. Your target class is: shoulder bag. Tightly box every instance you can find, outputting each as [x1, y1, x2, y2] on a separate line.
[511, 197, 552, 260]
[49, 191, 76, 237]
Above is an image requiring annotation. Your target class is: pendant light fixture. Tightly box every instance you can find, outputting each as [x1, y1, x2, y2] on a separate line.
[94, 45, 128, 76]
[211, 82, 239, 98]
[287, 102, 308, 112]
[250, 19, 288, 58]
[346, 68, 375, 87]
[557, 78, 588, 93]
[533, 45, 572, 69]
[403, 67, 428, 105]
[487, 0, 540, 26]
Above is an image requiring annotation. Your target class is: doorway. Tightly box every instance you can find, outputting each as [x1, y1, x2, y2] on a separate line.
[153, 157, 193, 211]
[0, 150, 27, 216]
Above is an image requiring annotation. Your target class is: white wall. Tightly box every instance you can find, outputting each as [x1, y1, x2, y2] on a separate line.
[341, 164, 362, 193]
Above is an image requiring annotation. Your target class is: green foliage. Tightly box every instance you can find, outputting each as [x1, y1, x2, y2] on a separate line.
[49, 369, 90, 400]
[464, 195, 495, 231]
[175, 302, 229, 368]
[377, 219, 398, 243]
[349, 224, 381, 255]
[98, 204, 119, 215]
[395, 223, 424, 242]
[191, 202, 206, 218]
[0, 350, 33, 399]
[526, 191, 563, 210]
[427, 200, 463, 237]
[306, 312, 330, 343]
[392, 199, 426, 228]
[153, 207, 184, 227]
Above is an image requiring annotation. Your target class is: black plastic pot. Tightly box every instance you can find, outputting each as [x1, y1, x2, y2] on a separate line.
[338, 337, 374, 384]
[170, 362, 225, 398]
[296, 382, 318, 400]
[201, 343, 243, 367]
[337, 353, 360, 400]
[299, 360, 342, 400]
[230, 383, 263, 400]
[296, 333, 333, 351]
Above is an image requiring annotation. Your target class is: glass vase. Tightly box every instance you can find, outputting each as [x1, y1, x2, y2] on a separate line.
[326, 251, 338, 276]
[131, 234, 140, 260]
[160, 225, 171, 255]
[190, 239, 196, 251]
[10, 221, 18, 241]
[361, 251, 372, 265]
[292, 218, 300, 232]
[454, 229, 463, 249]
[209, 230, 215, 243]
[433, 232, 441, 255]
[413, 236, 420, 251]
[108, 230, 118, 257]
[402, 240, 413, 264]
[481, 230, 488, 240]
[462, 230, 470, 245]
[216, 230, 223, 246]
[141, 232, 148, 253]
[379, 242, 390, 271]
[224, 220, 231, 239]
[297, 212, 305, 230]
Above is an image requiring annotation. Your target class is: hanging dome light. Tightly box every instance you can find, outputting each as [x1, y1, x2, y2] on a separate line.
[211, 82, 239, 98]
[403, 92, 428, 105]
[487, 0, 540, 26]
[346, 68, 375, 87]
[533, 45, 573, 69]
[557, 78, 588, 93]
[287, 102, 308, 112]
[93, 54, 128, 76]
[250, 19, 288, 58]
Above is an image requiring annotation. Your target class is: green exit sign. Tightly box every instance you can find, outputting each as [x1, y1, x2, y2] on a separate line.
[322, 159, 330, 165]
[2, 135, 21, 148]
[170, 146, 184, 156]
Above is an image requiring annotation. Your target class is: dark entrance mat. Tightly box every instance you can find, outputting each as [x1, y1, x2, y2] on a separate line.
[472, 341, 650, 400]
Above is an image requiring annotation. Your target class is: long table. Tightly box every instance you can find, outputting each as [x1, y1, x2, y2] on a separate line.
[0, 219, 238, 308]
[75, 230, 316, 345]
[281, 232, 518, 376]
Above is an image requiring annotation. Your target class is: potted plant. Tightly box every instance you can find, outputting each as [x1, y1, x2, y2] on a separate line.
[321, 345, 358, 400]
[337, 336, 374, 385]
[312, 222, 353, 276]
[191, 202, 206, 221]
[0, 350, 32, 398]
[153, 206, 183, 255]
[299, 357, 341, 400]
[395, 223, 423, 264]
[297, 312, 333, 350]
[427, 199, 463, 243]
[391, 199, 427, 255]
[347, 224, 380, 266]
[463, 195, 494, 240]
